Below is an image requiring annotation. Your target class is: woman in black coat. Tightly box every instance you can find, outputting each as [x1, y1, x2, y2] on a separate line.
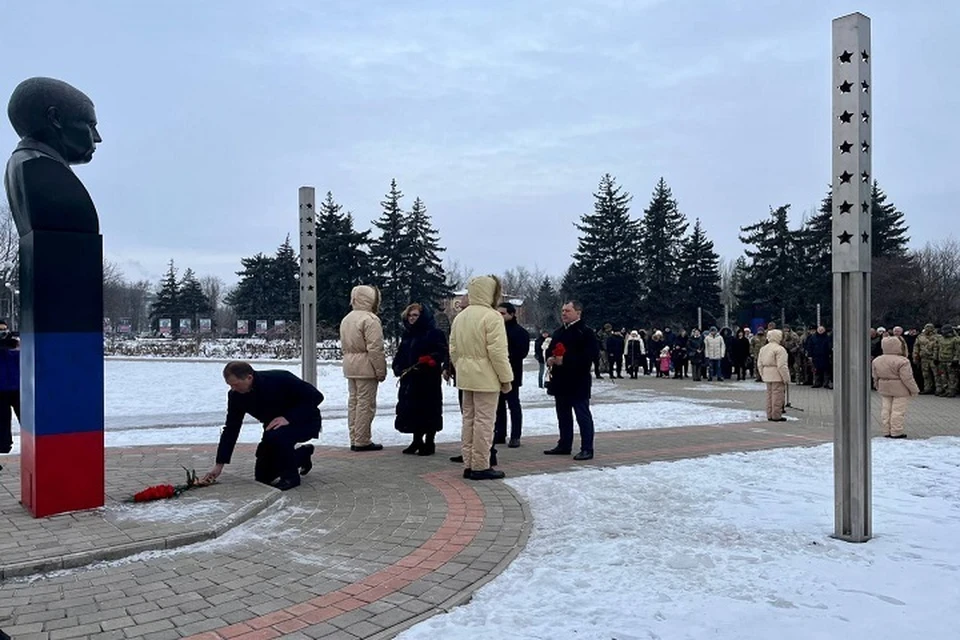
[393, 303, 448, 456]
[731, 328, 751, 380]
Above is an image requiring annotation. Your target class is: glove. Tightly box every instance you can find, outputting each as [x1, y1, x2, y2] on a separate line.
[500, 382, 512, 394]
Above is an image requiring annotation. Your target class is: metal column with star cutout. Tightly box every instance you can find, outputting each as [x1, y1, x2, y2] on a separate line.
[299, 186, 318, 387]
[831, 12, 872, 543]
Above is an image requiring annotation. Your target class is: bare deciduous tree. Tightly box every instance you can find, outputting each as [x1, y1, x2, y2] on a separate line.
[444, 258, 473, 291]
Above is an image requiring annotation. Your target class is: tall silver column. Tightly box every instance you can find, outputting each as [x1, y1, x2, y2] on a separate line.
[299, 186, 318, 387]
[831, 12, 872, 542]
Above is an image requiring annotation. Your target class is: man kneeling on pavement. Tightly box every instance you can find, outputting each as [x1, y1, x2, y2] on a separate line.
[203, 361, 323, 491]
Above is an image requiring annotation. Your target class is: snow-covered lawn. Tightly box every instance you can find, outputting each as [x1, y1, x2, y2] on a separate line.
[1, 360, 767, 453]
[399, 437, 960, 640]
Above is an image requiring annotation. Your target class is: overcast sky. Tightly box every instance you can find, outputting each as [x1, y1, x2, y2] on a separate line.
[2, 1, 955, 286]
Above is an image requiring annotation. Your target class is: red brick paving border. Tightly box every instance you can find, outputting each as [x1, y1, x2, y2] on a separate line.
[183, 470, 484, 640]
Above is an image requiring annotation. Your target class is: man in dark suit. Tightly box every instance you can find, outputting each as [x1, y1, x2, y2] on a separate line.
[544, 301, 600, 460]
[494, 302, 530, 448]
[203, 362, 323, 491]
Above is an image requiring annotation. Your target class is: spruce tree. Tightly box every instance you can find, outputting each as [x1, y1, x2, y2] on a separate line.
[314, 192, 370, 328]
[676, 219, 721, 326]
[271, 236, 300, 322]
[569, 174, 642, 327]
[177, 268, 213, 331]
[369, 179, 414, 337]
[404, 196, 450, 309]
[533, 276, 561, 332]
[870, 181, 910, 258]
[150, 260, 181, 331]
[639, 178, 688, 323]
[225, 253, 275, 320]
[738, 205, 810, 323]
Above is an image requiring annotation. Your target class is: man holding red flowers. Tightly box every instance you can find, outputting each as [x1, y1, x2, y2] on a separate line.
[544, 301, 599, 460]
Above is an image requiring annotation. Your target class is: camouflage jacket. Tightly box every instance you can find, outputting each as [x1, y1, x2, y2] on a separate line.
[935, 334, 960, 363]
[750, 334, 766, 359]
[915, 330, 938, 361]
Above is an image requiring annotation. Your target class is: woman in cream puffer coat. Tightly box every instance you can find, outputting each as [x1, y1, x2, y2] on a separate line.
[449, 276, 513, 480]
[758, 329, 790, 421]
[871, 336, 919, 438]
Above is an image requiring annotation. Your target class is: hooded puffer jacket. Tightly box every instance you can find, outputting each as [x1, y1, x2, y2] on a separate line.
[449, 276, 513, 392]
[872, 336, 920, 397]
[339, 285, 388, 380]
[758, 329, 790, 383]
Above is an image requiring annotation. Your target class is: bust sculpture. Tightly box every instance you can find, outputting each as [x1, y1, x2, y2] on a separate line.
[4, 77, 102, 236]
[4, 77, 105, 518]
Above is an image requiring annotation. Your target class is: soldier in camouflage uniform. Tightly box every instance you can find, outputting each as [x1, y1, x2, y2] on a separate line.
[913, 323, 938, 394]
[781, 325, 802, 383]
[934, 324, 959, 397]
[749, 328, 766, 382]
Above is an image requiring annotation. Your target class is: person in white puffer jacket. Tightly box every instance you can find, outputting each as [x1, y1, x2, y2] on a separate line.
[703, 326, 726, 381]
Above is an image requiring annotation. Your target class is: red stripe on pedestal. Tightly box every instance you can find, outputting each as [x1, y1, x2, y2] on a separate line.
[21, 430, 105, 517]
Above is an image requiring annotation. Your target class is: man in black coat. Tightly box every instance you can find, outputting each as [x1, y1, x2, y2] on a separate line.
[806, 326, 833, 389]
[606, 329, 626, 379]
[494, 302, 530, 448]
[203, 362, 323, 491]
[544, 301, 600, 460]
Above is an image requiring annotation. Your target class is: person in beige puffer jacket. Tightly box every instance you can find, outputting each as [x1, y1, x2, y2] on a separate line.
[449, 275, 513, 480]
[758, 329, 790, 421]
[339, 285, 388, 451]
[872, 336, 920, 438]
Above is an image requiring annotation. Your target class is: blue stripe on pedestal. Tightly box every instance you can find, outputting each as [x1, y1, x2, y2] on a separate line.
[20, 332, 104, 437]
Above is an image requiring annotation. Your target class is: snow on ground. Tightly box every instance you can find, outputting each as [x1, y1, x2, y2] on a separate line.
[398, 437, 960, 640]
[1, 360, 765, 454]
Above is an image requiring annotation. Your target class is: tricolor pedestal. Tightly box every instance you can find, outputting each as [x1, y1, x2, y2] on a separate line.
[19, 229, 104, 517]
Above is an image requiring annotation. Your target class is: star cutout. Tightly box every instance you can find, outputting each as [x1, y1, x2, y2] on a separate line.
[839, 80, 853, 93]
[861, 232, 870, 243]
[861, 201, 870, 213]
[861, 140, 870, 153]
[861, 80, 870, 93]
[306, 203, 313, 209]
[838, 50, 853, 63]
[861, 49, 869, 63]
[838, 200, 853, 214]
[861, 171, 870, 183]
[307, 271, 314, 277]
[839, 170, 853, 184]
[308, 285, 314, 291]
[307, 257, 313, 263]
[861, 110, 870, 123]
[307, 244, 313, 250]
[837, 231, 853, 244]
[839, 110, 853, 124]
[306, 229, 313, 236]
[839, 140, 853, 154]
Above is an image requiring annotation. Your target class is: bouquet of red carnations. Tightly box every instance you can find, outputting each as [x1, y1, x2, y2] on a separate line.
[131, 467, 208, 503]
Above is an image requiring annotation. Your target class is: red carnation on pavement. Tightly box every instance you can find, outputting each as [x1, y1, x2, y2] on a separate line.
[134, 484, 176, 502]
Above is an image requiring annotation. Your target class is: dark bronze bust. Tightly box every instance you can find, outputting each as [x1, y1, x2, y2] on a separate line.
[4, 77, 102, 236]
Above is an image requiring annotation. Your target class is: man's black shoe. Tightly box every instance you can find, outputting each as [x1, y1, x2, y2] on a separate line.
[298, 444, 315, 476]
[890, 433, 908, 439]
[351, 443, 383, 452]
[493, 437, 506, 445]
[490, 449, 498, 467]
[508, 438, 521, 448]
[470, 468, 506, 480]
[544, 447, 572, 455]
[573, 450, 594, 461]
[462, 468, 471, 478]
[768, 417, 787, 422]
[450, 455, 464, 463]
[275, 478, 301, 491]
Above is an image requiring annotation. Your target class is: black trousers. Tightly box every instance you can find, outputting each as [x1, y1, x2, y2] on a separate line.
[555, 396, 595, 453]
[494, 386, 522, 442]
[253, 419, 319, 485]
[0, 390, 19, 454]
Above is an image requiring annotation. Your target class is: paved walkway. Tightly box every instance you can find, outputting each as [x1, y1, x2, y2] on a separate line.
[0, 378, 956, 640]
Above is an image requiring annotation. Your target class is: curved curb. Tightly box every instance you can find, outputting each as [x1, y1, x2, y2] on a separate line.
[0, 489, 281, 580]
[368, 480, 535, 640]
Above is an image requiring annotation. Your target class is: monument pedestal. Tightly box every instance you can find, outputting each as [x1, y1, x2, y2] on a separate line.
[19, 229, 104, 517]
